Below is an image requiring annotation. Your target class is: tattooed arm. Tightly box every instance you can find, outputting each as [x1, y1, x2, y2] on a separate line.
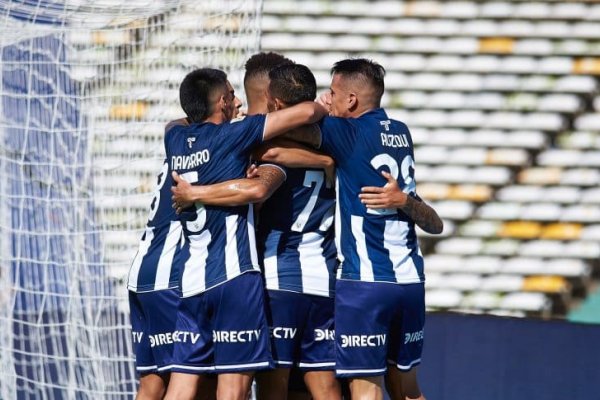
[171, 164, 285, 212]
[359, 171, 444, 234]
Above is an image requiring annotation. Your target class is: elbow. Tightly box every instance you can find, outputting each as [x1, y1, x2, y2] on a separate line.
[430, 218, 444, 235]
[248, 184, 270, 203]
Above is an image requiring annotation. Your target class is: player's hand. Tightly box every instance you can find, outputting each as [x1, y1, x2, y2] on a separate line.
[316, 91, 332, 114]
[246, 164, 259, 179]
[359, 171, 407, 209]
[171, 171, 194, 214]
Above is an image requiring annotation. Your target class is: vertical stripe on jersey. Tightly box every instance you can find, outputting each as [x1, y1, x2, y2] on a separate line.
[154, 222, 182, 290]
[384, 220, 420, 282]
[334, 179, 344, 263]
[182, 230, 211, 296]
[351, 215, 374, 281]
[299, 231, 329, 296]
[264, 231, 282, 290]
[247, 206, 259, 267]
[128, 227, 154, 290]
[225, 215, 241, 279]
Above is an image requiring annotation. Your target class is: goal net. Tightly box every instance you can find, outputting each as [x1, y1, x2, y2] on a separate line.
[0, 1, 263, 398]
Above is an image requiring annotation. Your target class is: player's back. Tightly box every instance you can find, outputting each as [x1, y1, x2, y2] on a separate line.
[165, 115, 266, 297]
[257, 166, 337, 297]
[128, 160, 182, 293]
[319, 108, 424, 285]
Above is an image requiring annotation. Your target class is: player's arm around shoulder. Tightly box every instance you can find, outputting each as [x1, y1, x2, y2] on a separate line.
[170, 165, 285, 211]
[359, 171, 444, 234]
[262, 101, 328, 142]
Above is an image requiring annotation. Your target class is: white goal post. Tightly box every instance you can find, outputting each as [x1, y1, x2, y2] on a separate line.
[0, 1, 263, 398]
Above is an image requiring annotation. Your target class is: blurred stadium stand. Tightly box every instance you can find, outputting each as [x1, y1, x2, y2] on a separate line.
[261, 0, 600, 321]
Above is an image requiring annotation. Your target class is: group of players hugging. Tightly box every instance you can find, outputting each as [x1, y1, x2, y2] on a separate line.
[127, 52, 443, 400]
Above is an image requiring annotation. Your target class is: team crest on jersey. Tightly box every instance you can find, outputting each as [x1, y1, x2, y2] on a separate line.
[187, 136, 196, 149]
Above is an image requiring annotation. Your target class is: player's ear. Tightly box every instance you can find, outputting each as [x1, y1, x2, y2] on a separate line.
[274, 98, 285, 111]
[348, 92, 358, 111]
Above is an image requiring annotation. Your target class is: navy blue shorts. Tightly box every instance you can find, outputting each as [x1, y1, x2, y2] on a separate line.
[171, 272, 273, 374]
[334, 280, 425, 378]
[129, 289, 180, 374]
[266, 290, 335, 370]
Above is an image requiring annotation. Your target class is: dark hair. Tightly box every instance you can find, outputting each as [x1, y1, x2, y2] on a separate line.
[179, 68, 227, 123]
[331, 58, 385, 99]
[268, 63, 316, 105]
[244, 52, 294, 84]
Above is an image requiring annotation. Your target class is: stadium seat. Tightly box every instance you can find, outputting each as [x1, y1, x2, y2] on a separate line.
[426, 289, 463, 309]
[481, 239, 520, 256]
[519, 203, 562, 221]
[540, 223, 582, 240]
[435, 237, 483, 255]
[461, 291, 501, 310]
[560, 168, 600, 186]
[518, 167, 562, 185]
[498, 221, 542, 239]
[477, 202, 521, 220]
[481, 275, 524, 292]
[445, 273, 484, 291]
[499, 292, 551, 314]
[448, 184, 492, 202]
[462, 255, 503, 274]
[459, 220, 501, 238]
[496, 185, 543, 203]
[424, 254, 463, 274]
[430, 200, 475, 220]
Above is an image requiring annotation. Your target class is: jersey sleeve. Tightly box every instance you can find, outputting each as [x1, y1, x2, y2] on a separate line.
[318, 116, 356, 163]
[228, 114, 267, 153]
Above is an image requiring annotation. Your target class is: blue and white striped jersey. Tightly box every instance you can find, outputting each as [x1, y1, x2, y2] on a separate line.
[128, 160, 183, 293]
[319, 108, 424, 284]
[165, 115, 266, 297]
[257, 167, 337, 298]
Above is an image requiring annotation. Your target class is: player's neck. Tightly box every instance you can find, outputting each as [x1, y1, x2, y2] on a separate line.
[247, 101, 268, 116]
[204, 113, 226, 124]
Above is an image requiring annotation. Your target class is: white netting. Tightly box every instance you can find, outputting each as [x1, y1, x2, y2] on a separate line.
[0, 1, 263, 398]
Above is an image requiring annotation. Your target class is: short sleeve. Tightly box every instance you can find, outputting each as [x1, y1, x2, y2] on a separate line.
[318, 116, 357, 163]
[228, 114, 267, 153]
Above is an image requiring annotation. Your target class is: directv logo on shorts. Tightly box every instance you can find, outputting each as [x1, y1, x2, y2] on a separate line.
[340, 334, 386, 348]
[213, 330, 261, 343]
[149, 331, 201, 347]
[314, 329, 335, 341]
[131, 331, 143, 343]
[404, 330, 424, 344]
[271, 327, 297, 339]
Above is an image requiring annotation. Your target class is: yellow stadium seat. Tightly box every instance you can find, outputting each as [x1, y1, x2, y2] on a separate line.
[572, 58, 600, 75]
[498, 221, 542, 239]
[518, 167, 562, 185]
[109, 102, 147, 120]
[540, 223, 582, 240]
[448, 184, 492, 202]
[479, 38, 514, 54]
[522, 276, 569, 294]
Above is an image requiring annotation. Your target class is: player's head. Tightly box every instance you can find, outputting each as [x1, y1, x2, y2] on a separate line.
[244, 52, 294, 114]
[328, 58, 385, 117]
[179, 68, 241, 123]
[266, 63, 316, 112]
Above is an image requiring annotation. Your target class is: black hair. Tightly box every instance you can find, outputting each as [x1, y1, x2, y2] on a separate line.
[179, 68, 227, 123]
[268, 63, 317, 105]
[331, 58, 385, 99]
[244, 52, 294, 84]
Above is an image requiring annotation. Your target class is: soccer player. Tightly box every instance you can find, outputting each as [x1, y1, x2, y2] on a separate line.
[162, 68, 328, 400]
[170, 63, 340, 400]
[272, 59, 443, 400]
[126, 119, 189, 400]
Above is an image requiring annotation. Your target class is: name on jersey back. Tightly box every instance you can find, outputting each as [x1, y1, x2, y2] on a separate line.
[171, 149, 210, 170]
